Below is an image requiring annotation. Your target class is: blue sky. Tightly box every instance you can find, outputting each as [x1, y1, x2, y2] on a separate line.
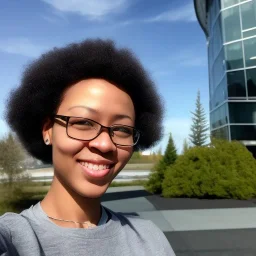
[0, 0, 209, 154]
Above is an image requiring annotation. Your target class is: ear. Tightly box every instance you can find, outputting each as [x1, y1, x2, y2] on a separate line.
[42, 118, 53, 145]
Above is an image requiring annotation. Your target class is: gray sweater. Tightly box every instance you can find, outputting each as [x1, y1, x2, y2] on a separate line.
[0, 203, 175, 255]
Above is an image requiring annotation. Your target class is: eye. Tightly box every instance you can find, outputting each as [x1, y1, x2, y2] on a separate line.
[112, 126, 133, 137]
[69, 118, 96, 130]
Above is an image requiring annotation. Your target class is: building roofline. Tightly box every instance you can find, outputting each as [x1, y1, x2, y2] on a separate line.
[194, 0, 208, 37]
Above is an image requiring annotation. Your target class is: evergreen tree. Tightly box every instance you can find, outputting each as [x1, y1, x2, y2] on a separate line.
[146, 133, 177, 194]
[182, 138, 189, 154]
[189, 90, 209, 147]
[162, 133, 177, 166]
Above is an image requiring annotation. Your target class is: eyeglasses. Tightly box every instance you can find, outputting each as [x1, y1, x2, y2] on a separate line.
[53, 115, 141, 147]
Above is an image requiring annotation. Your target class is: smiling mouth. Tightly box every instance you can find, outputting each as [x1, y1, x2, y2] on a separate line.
[79, 161, 112, 171]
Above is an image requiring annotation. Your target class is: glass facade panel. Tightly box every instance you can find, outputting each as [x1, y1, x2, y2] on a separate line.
[241, 1, 256, 30]
[212, 16, 223, 60]
[210, 103, 228, 129]
[222, 6, 241, 42]
[243, 29, 256, 38]
[221, 0, 239, 9]
[244, 37, 256, 67]
[211, 111, 216, 129]
[212, 49, 226, 90]
[229, 102, 256, 123]
[227, 70, 246, 97]
[230, 125, 256, 140]
[246, 68, 256, 97]
[212, 76, 228, 108]
[225, 41, 243, 70]
[211, 126, 229, 140]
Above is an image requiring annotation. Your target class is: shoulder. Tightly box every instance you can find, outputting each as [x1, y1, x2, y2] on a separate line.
[107, 209, 176, 255]
[0, 212, 31, 231]
[0, 208, 36, 238]
[0, 213, 25, 255]
[0, 212, 21, 234]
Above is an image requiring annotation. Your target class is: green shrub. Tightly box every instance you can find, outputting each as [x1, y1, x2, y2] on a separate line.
[145, 160, 167, 194]
[162, 139, 256, 200]
[146, 133, 177, 194]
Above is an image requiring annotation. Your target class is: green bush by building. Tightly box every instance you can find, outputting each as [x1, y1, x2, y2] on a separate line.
[162, 139, 256, 200]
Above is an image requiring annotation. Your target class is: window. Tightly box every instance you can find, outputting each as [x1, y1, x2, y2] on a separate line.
[243, 29, 256, 39]
[211, 110, 218, 129]
[212, 76, 228, 108]
[225, 41, 243, 70]
[241, 1, 256, 31]
[227, 70, 246, 97]
[211, 126, 229, 140]
[229, 102, 256, 123]
[230, 125, 256, 140]
[244, 37, 256, 67]
[212, 49, 225, 89]
[222, 6, 241, 42]
[212, 16, 223, 59]
[221, 0, 239, 9]
[246, 68, 256, 97]
[210, 103, 228, 129]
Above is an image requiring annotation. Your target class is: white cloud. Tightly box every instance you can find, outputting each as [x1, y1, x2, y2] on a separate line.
[0, 38, 47, 58]
[42, 0, 129, 20]
[144, 2, 196, 23]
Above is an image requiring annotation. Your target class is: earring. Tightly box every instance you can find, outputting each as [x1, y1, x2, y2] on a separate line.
[45, 139, 50, 145]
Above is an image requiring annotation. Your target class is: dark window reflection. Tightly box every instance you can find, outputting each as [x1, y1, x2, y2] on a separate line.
[225, 42, 243, 70]
[246, 68, 256, 97]
[210, 103, 228, 129]
[227, 71, 246, 97]
[230, 125, 256, 140]
[229, 102, 256, 123]
[211, 126, 229, 140]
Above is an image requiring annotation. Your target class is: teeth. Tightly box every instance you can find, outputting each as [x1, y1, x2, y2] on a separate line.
[80, 161, 110, 171]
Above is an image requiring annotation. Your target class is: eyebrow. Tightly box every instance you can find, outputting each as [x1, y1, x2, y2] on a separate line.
[68, 105, 133, 121]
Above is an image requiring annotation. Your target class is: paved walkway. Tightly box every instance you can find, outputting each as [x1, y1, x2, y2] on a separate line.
[102, 186, 256, 256]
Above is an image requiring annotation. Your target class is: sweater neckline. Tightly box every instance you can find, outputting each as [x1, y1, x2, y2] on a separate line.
[21, 202, 122, 239]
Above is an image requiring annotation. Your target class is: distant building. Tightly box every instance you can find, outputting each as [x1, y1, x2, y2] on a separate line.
[194, 0, 256, 156]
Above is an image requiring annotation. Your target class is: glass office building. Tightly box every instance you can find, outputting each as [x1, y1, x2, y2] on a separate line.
[194, 0, 256, 155]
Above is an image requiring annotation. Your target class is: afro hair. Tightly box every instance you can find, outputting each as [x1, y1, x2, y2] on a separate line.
[6, 39, 164, 163]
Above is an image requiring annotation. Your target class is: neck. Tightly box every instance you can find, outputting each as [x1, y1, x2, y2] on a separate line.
[41, 175, 101, 227]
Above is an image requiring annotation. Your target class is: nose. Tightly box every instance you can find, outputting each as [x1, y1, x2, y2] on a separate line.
[88, 130, 116, 153]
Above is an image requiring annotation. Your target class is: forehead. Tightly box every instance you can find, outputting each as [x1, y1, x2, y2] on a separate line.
[58, 79, 135, 120]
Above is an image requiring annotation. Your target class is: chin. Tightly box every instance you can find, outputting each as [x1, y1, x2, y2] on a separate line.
[76, 182, 110, 199]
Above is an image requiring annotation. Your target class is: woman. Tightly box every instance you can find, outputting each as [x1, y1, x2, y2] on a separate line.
[0, 39, 176, 255]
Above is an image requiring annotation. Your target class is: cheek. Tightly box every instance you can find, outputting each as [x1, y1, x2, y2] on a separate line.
[52, 128, 85, 157]
[117, 148, 133, 166]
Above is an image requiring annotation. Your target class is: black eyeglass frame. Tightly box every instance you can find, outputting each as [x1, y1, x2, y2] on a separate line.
[53, 114, 141, 147]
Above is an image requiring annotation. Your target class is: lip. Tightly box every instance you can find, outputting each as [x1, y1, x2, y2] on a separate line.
[78, 160, 114, 179]
[77, 159, 115, 165]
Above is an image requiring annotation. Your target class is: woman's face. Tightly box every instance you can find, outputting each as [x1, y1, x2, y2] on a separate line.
[43, 79, 135, 198]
